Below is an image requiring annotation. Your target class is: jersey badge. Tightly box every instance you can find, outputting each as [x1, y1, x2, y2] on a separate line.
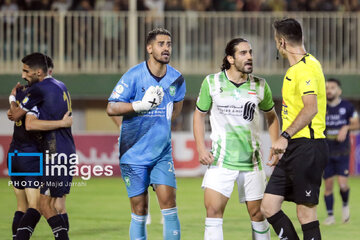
[115, 84, 124, 94]
[15, 120, 22, 127]
[169, 86, 176, 96]
[339, 107, 346, 115]
[22, 96, 29, 105]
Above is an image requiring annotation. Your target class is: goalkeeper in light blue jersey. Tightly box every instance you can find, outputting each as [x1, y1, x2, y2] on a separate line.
[107, 28, 185, 240]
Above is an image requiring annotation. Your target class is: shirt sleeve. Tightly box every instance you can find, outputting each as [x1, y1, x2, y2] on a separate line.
[26, 106, 40, 118]
[108, 73, 135, 103]
[348, 103, 357, 119]
[196, 77, 212, 112]
[174, 75, 186, 102]
[297, 67, 318, 96]
[20, 85, 43, 112]
[258, 81, 275, 112]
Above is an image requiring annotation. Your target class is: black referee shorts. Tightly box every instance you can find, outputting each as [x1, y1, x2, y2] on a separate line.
[265, 138, 328, 205]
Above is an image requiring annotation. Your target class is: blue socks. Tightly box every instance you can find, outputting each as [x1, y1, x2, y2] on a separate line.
[130, 213, 147, 240]
[324, 193, 334, 216]
[129, 208, 180, 240]
[161, 207, 181, 240]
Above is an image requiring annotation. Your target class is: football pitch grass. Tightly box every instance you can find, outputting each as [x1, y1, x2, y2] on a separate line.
[1, 177, 360, 239]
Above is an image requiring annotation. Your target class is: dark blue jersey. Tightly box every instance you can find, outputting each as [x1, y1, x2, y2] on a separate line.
[10, 86, 41, 152]
[326, 99, 357, 155]
[20, 77, 75, 156]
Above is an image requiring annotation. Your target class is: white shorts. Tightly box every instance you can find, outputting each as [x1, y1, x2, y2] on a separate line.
[201, 166, 267, 203]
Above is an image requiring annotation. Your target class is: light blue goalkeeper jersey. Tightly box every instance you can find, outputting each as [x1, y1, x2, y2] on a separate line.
[108, 61, 186, 165]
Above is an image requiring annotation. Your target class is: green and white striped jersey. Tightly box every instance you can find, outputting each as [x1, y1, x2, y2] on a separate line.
[196, 71, 274, 171]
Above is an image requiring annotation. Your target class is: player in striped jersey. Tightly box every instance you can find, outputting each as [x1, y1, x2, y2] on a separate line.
[193, 38, 280, 240]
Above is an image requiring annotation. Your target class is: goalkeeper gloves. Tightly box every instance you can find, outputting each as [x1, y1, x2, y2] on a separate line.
[132, 86, 164, 112]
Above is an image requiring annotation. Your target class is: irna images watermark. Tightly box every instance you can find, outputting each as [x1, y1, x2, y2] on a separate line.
[8, 150, 113, 180]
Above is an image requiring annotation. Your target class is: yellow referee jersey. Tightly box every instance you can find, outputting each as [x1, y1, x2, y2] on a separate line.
[282, 53, 326, 139]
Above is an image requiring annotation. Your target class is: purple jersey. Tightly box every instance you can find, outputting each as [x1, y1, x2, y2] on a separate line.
[20, 77, 75, 156]
[326, 100, 356, 155]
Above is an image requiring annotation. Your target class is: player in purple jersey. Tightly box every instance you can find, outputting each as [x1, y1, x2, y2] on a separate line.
[9, 53, 74, 240]
[7, 82, 72, 240]
[323, 78, 359, 225]
[107, 28, 185, 240]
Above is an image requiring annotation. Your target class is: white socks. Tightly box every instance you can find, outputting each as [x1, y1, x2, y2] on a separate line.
[204, 218, 223, 240]
[251, 220, 271, 240]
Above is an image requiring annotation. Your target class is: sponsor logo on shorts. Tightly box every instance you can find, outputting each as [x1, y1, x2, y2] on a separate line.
[278, 228, 288, 240]
[305, 190, 312, 197]
[124, 176, 131, 187]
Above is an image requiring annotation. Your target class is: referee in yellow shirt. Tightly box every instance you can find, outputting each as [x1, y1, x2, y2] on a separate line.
[260, 18, 328, 240]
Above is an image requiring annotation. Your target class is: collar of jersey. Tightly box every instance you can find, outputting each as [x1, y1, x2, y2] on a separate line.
[223, 70, 248, 88]
[289, 53, 310, 69]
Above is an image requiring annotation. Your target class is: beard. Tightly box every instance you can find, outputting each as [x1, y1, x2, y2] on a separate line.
[235, 64, 253, 74]
[153, 51, 171, 65]
[25, 77, 39, 87]
[154, 56, 170, 64]
[327, 95, 335, 102]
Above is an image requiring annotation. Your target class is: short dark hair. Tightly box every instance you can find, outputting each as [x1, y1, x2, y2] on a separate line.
[221, 38, 248, 71]
[327, 78, 341, 87]
[146, 28, 171, 45]
[273, 18, 303, 45]
[21, 52, 48, 73]
[46, 55, 54, 69]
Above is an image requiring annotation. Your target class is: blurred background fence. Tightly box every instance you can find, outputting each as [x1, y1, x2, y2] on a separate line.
[1, 11, 360, 74]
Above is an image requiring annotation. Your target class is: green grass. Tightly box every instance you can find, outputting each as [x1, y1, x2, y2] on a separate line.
[1, 177, 359, 239]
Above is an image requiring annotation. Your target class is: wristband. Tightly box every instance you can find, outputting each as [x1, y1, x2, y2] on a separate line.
[281, 131, 291, 141]
[9, 95, 16, 104]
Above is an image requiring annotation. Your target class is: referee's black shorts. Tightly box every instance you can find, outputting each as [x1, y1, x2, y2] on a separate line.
[265, 138, 328, 205]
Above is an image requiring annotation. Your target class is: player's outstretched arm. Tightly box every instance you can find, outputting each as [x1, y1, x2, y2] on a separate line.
[264, 108, 281, 166]
[25, 111, 72, 131]
[193, 109, 214, 165]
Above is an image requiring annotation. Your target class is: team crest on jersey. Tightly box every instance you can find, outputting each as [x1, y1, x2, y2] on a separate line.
[339, 107, 346, 115]
[169, 86, 176, 96]
[22, 96, 29, 105]
[15, 120, 22, 127]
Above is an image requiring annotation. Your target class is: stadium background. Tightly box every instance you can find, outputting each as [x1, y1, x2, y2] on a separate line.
[1, 0, 360, 239]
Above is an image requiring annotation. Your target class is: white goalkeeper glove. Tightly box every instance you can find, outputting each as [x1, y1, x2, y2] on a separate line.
[132, 86, 163, 112]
